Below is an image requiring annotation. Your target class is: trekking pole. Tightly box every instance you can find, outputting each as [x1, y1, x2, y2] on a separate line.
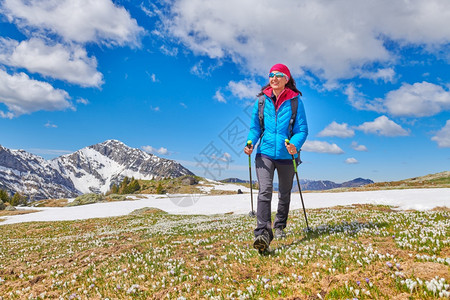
[247, 140, 256, 217]
[285, 139, 310, 231]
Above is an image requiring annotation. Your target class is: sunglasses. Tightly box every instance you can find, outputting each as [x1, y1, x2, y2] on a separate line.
[268, 72, 286, 78]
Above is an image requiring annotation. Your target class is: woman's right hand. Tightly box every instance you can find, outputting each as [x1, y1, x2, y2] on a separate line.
[244, 144, 253, 155]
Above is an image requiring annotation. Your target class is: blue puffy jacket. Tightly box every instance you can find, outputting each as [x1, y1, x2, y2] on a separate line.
[247, 92, 308, 160]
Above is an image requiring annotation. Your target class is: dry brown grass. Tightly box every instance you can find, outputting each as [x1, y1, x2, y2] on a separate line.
[0, 209, 39, 217]
[31, 198, 68, 207]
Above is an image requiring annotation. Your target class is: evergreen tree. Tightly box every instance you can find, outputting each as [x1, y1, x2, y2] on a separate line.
[128, 179, 141, 194]
[119, 177, 130, 194]
[122, 185, 130, 194]
[135, 180, 141, 192]
[120, 176, 129, 188]
[11, 192, 26, 206]
[0, 189, 10, 203]
[110, 184, 119, 194]
[156, 182, 164, 194]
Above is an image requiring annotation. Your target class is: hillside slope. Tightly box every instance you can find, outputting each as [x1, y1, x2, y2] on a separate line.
[335, 171, 450, 191]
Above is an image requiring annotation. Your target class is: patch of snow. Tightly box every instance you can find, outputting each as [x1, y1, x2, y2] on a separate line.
[198, 180, 250, 193]
[199, 186, 213, 193]
[0, 188, 448, 225]
[211, 183, 250, 192]
[0, 166, 21, 176]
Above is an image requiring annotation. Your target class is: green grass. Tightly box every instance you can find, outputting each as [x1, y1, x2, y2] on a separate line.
[137, 175, 205, 194]
[0, 205, 448, 299]
[428, 177, 450, 185]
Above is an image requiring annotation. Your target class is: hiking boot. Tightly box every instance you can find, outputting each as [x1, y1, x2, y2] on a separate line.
[253, 230, 270, 252]
[274, 228, 286, 240]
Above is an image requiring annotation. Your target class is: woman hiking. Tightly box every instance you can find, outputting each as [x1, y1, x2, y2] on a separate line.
[244, 63, 308, 253]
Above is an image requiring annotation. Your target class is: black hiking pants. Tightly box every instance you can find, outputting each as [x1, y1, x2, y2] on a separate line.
[254, 154, 296, 241]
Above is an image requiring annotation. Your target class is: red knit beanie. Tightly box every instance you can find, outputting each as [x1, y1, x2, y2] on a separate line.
[269, 63, 291, 81]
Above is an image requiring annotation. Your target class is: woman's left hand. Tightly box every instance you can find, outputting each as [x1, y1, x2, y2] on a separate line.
[285, 142, 297, 155]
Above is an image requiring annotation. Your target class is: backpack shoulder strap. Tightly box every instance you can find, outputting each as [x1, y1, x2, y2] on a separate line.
[288, 97, 298, 139]
[258, 95, 265, 137]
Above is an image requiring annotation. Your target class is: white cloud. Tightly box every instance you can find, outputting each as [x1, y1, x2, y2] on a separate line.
[190, 62, 204, 77]
[0, 37, 103, 87]
[211, 152, 233, 163]
[157, 147, 169, 155]
[351, 141, 368, 152]
[356, 115, 409, 137]
[214, 89, 226, 103]
[345, 157, 359, 164]
[190, 60, 222, 77]
[76, 98, 89, 105]
[142, 145, 170, 155]
[361, 68, 395, 83]
[0, 69, 72, 117]
[150, 106, 160, 112]
[0, 111, 14, 119]
[431, 120, 450, 148]
[180, 102, 187, 108]
[142, 145, 152, 153]
[318, 121, 355, 138]
[302, 140, 344, 154]
[374, 1, 450, 45]
[160, 45, 178, 56]
[346, 81, 450, 118]
[344, 83, 384, 112]
[147, 72, 158, 82]
[44, 121, 57, 128]
[0, 0, 144, 117]
[158, 0, 450, 82]
[382, 82, 450, 117]
[140, 2, 159, 18]
[227, 79, 260, 100]
[1, 0, 145, 46]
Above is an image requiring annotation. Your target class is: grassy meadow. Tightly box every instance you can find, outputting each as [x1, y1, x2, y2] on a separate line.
[0, 204, 449, 299]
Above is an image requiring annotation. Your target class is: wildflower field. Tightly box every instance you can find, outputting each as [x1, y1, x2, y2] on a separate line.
[0, 205, 449, 299]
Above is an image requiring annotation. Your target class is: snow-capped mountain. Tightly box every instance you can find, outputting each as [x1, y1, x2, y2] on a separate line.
[0, 146, 79, 200]
[0, 140, 194, 200]
[52, 140, 193, 194]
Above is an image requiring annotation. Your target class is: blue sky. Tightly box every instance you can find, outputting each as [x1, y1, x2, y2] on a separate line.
[0, 0, 449, 183]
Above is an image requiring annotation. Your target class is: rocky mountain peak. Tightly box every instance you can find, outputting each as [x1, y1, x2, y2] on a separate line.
[88, 139, 158, 165]
[0, 140, 194, 200]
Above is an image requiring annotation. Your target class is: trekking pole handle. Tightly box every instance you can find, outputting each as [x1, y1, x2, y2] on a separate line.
[246, 140, 252, 148]
[285, 139, 298, 173]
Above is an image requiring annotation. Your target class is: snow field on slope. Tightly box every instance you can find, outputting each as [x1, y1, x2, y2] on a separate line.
[1, 188, 448, 225]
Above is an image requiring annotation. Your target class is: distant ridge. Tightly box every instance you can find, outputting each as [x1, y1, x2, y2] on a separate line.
[297, 177, 374, 191]
[220, 178, 251, 184]
[221, 177, 374, 191]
